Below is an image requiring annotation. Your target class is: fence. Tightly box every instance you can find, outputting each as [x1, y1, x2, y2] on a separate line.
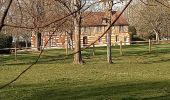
[117, 39, 170, 56]
[0, 39, 170, 60]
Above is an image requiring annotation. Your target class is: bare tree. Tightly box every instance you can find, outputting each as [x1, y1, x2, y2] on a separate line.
[128, 0, 170, 42]
[55, 0, 87, 64]
[107, 1, 114, 64]
[98, 0, 125, 63]
[5, 0, 71, 51]
[72, 0, 84, 64]
[0, 0, 13, 31]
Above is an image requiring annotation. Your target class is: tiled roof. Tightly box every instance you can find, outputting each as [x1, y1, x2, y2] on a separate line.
[82, 11, 129, 27]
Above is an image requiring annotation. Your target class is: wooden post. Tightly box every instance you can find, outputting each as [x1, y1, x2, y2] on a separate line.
[15, 42, 17, 61]
[120, 41, 123, 56]
[92, 44, 95, 56]
[149, 39, 151, 53]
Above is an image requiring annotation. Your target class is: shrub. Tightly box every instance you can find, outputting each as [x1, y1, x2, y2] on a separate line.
[132, 35, 145, 41]
[0, 34, 13, 49]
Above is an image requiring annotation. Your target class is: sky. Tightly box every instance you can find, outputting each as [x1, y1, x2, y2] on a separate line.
[85, 0, 125, 11]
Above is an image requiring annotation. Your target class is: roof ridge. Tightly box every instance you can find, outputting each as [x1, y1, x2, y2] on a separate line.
[82, 11, 129, 27]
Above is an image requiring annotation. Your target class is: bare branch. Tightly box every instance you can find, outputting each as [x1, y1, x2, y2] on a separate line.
[0, 0, 13, 31]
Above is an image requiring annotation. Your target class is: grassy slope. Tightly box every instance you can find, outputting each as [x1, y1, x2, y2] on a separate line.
[0, 44, 170, 100]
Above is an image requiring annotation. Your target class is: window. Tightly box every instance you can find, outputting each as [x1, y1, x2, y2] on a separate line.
[119, 26, 125, 32]
[97, 27, 102, 33]
[81, 27, 84, 33]
[124, 36, 129, 42]
[84, 27, 87, 33]
[48, 38, 51, 47]
[102, 18, 108, 25]
[84, 27, 90, 35]
[83, 36, 88, 46]
[105, 35, 107, 42]
[96, 27, 99, 33]
[116, 35, 119, 42]
[89, 27, 91, 35]
[41, 38, 43, 46]
[98, 36, 102, 43]
[51, 37, 56, 47]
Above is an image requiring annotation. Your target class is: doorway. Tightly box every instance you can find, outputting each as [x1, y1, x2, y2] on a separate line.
[83, 36, 88, 46]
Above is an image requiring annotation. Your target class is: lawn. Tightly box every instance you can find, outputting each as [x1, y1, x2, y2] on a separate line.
[0, 44, 170, 100]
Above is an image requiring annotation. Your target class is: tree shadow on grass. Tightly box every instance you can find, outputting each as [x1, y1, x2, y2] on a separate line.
[1, 80, 170, 100]
[140, 58, 170, 64]
[2, 45, 170, 66]
[4, 55, 73, 66]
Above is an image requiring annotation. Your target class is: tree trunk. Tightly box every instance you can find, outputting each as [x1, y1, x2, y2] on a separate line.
[36, 32, 41, 51]
[73, 0, 83, 64]
[73, 16, 83, 64]
[156, 33, 160, 44]
[14, 35, 19, 61]
[14, 41, 17, 61]
[25, 39, 28, 49]
[107, 1, 113, 64]
[66, 32, 69, 55]
[107, 27, 112, 63]
[70, 32, 74, 50]
[153, 29, 160, 44]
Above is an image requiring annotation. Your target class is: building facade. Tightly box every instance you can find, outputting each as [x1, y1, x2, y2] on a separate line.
[31, 11, 131, 49]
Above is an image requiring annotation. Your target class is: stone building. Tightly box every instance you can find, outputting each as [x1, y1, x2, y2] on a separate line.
[31, 11, 130, 49]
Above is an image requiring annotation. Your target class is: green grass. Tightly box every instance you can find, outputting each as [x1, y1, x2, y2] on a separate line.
[0, 44, 170, 100]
